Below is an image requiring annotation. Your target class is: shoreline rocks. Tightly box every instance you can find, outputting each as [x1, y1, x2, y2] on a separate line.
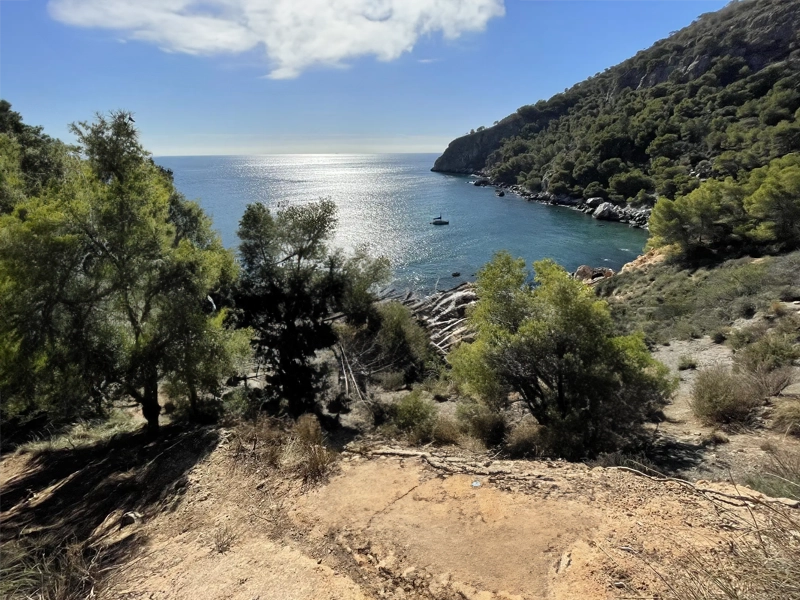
[470, 177, 651, 229]
[572, 264, 615, 285]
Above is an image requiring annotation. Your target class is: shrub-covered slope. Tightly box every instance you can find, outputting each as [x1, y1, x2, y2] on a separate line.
[433, 0, 800, 207]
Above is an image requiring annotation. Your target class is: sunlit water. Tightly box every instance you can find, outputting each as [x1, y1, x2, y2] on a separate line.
[155, 154, 648, 293]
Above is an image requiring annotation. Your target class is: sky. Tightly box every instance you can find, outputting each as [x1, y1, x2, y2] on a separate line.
[1, 0, 730, 155]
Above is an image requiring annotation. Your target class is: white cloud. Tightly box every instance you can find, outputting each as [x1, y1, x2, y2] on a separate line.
[48, 0, 505, 78]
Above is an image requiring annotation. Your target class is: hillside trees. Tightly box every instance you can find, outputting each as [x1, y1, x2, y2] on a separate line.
[450, 253, 674, 459]
[438, 0, 800, 203]
[0, 110, 247, 434]
[649, 153, 800, 256]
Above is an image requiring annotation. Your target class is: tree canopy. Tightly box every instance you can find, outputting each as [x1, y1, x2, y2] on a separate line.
[440, 0, 800, 208]
[0, 108, 248, 434]
[649, 153, 800, 257]
[450, 253, 674, 459]
[234, 199, 390, 417]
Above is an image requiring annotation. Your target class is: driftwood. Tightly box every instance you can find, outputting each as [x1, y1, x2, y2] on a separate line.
[380, 282, 477, 355]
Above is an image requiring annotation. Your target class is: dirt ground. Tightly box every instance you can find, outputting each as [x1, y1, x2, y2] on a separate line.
[652, 333, 800, 482]
[25, 434, 780, 600]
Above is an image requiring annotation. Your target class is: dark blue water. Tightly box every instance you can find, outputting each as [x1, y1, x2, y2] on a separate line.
[155, 154, 648, 292]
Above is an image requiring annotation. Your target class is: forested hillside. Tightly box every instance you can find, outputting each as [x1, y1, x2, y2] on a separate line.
[433, 0, 800, 208]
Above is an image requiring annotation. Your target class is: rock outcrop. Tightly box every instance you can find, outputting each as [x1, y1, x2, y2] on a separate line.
[431, 116, 523, 174]
[572, 265, 614, 285]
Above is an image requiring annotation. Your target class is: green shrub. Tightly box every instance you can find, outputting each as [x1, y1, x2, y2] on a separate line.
[456, 400, 507, 447]
[735, 332, 799, 373]
[678, 355, 698, 370]
[505, 419, 541, 458]
[376, 302, 432, 375]
[221, 388, 255, 420]
[392, 390, 437, 442]
[374, 370, 406, 391]
[691, 366, 763, 425]
[451, 255, 674, 459]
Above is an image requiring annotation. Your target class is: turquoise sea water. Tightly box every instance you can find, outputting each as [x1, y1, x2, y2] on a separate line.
[155, 154, 648, 293]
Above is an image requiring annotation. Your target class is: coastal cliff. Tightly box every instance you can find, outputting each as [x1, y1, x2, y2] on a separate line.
[431, 115, 523, 174]
[432, 0, 800, 207]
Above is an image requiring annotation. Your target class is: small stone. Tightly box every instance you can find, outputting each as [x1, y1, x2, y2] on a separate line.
[120, 511, 143, 527]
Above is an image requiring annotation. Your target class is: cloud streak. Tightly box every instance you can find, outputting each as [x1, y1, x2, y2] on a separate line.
[48, 0, 505, 78]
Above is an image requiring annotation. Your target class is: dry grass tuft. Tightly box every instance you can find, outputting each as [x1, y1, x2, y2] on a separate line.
[746, 448, 800, 502]
[213, 524, 236, 554]
[431, 415, 461, 446]
[773, 400, 800, 436]
[505, 419, 541, 458]
[293, 413, 324, 447]
[228, 414, 337, 483]
[0, 536, 106, 600]
[16, 410, 138, 456]
[665, 499, 800, 599]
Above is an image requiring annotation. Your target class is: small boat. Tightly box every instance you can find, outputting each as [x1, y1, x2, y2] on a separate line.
[430, 214, 449, 225]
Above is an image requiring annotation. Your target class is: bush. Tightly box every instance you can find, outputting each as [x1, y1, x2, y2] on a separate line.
[431, 415, 462, 445]
[294, 413, 324, 447]
[773, 400, 800, 436]
[374, 370, 406, 391]
[451, 255, 674, 459]
[678, 355, 698, 370]
[735, 332, 799, 373]
[711, 329, 728, 344]
[691, 366, 763, 425]
[505, 419, 541, 458]
[392, 390, 437, 443]
[456, 401, 507, 447]
[375, 302, 433, 377]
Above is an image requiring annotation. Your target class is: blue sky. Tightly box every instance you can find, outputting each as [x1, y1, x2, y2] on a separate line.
[1, 0, 729, 155]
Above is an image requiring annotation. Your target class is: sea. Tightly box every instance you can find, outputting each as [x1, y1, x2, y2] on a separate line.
[154, 154, 648, 293]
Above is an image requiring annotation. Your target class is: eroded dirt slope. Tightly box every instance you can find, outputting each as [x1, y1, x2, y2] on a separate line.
[95, 439, 795, 600]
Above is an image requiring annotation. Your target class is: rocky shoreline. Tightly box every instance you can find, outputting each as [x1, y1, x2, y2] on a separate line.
[378, 261, 618, 354]
[472, 177, 651, 229]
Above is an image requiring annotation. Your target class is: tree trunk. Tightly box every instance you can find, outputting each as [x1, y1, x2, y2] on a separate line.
[188, 380, 199, 416]
[141, 366, 161, 437]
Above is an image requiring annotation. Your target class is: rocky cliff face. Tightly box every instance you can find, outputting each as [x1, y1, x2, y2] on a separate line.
[431, 116, 522, 174]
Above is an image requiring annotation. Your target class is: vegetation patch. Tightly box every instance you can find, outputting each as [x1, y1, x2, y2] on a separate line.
[450, 253, 674, 459]
[773, 400, 800, 437]
[597, 252, 800, 344]
[690, 366, 763, 425]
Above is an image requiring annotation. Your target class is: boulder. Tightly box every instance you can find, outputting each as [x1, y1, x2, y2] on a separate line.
[120, 511, 143, 527]
[573, 265, 614, 284]
[592, 202, 620, 221]
[573, 265, 594, 282]
[473, 178, 491, 187]
[585, 197, 604, 209]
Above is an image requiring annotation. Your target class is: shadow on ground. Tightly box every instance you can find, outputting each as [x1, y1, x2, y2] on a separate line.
[0, 423, 219, 593]
[647, 436, 707, 475]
